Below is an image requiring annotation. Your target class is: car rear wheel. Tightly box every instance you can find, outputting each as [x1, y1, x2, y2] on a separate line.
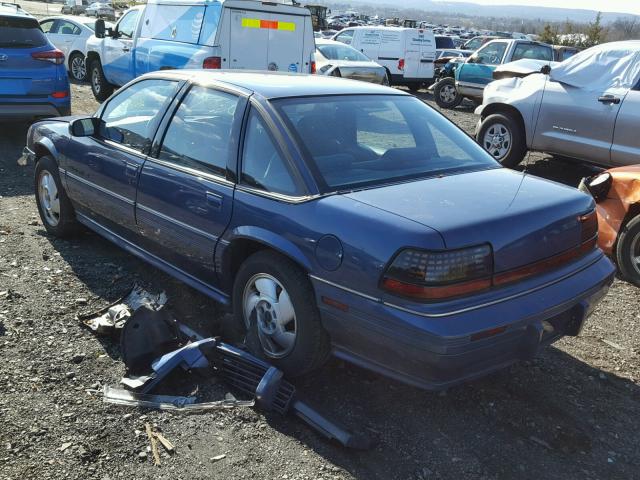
[477, 112, 527, 168]
[616, 215, 640, 287]
[69, 52, 87, 82]
[34, 156, 79, 238]
[433, 77, 462, 109]
[90, 60, 114, 102]
[232, 250, 331, 377]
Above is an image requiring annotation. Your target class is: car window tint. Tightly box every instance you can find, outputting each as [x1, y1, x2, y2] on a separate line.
[159, 86, 239, 176]
[99, 79, 177, 152]
[475, 41, 507, 65]
[0, 16, 47, 48]
[242, 110, 299, 195]
[40, 19, 56, 33]
[512, 43, 552, 62]
[58, 20, 80, 35]
[117, 10, 138, 38]
[277, 95, 498, 192]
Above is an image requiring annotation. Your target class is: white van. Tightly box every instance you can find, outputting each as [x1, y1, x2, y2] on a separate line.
[86, 0, 317, 100]
[332, 26, 436, 91]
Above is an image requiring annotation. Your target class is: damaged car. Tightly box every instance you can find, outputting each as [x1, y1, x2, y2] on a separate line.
[476, 41, 640, 167]
[314, 39, 389, 85]
[580, 167, 640, 286]
[25, 71, 614, 391]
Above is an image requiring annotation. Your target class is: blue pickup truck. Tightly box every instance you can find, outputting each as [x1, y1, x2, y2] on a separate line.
[433, 39, 553, 109]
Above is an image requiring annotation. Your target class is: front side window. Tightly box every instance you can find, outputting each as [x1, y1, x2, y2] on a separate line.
[335, 29, 354, 45]
[116, 10, 138, 39]
[99, 79, 177, 152]
[241, 110, 299, 196]
[158, 86, 240, 176]
[276, 95, 498, 192]
[512, 43, 552, 62]
[473, 41, 507, 65]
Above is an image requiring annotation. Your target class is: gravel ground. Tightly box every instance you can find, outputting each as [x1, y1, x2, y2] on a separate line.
[1, 83, 639, 480]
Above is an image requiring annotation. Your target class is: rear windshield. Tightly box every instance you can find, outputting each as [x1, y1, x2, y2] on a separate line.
[435, 36, 455, 49]
[318, 43, 369, 62]
[275, 95, 498, 192]
[512, 43, 553, 62]
[0, 16, 47, 48]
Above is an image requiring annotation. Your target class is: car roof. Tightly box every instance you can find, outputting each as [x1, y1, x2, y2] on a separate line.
[151, 70, 406, 99]
[0, 3, 33, 18]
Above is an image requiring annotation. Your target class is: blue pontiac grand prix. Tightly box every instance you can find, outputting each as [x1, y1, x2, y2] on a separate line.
[25, 71, 615, 390]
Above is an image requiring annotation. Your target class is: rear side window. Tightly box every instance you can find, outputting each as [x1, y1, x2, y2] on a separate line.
[140, 4, 205, 44]
[512, 43, 553, 62]
[158, 86, 240, 176]
[99, 79, 178, 152]
[57, 20, 81, 35]
[241, 109, 299, 196]
[0, 16, 47, 48]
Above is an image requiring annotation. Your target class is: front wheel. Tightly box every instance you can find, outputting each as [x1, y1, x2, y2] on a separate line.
[90, 59, 114, 102]
[34, 156, 79, 237]
[476, 112, 527, 168]
[232, 250, 331, 377]
[616, 215, 640, 287]
[433, 77, 462, 109]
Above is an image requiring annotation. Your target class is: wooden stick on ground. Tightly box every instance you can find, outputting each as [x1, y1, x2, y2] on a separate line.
[145, 422, 161, 466]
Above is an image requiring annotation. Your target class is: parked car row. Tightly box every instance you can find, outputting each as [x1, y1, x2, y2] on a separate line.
[61, 0, 116, 20]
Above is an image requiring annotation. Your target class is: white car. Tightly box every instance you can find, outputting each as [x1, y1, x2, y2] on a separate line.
[315, 39, 388, 85]
[40, 15, 112, 81]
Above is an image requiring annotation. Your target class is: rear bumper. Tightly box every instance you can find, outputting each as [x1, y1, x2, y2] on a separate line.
[312, 251, 615, 391]
[0, 102, 70, 120]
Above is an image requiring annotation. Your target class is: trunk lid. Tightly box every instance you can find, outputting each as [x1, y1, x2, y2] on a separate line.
[344, 168, 594, 272]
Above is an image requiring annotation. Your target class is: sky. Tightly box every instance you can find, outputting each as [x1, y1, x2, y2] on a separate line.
[435, 0, 640, 15]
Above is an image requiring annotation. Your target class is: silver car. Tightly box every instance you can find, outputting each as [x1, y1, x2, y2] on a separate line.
[475, 41, 640, 167]
[315, 39, 388, 85]
[85, 2, 115, 20]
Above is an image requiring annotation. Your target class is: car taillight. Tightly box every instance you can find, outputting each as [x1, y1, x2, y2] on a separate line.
[398, 58, 405, 71]
[310, 60, 316, 74]
[203, 56, 221, 69]
[31, 49, 65, 65]
[382, 245, 493, 300]
[579, 209, 598, 243]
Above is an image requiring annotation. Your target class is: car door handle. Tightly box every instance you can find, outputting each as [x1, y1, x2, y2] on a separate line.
[122, 46, 130, 52]
[206, 192, 223, 211]
[598, 95, 620, 105]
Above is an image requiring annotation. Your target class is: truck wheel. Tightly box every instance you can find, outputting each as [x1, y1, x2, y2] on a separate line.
[616, 215, 640, 287]
[434, 77, 462, 109]
[34, 156, 79, 238]
[90, 60, 114, 102]
[477, 112, 527, 168]
[232, 250, 331, 377]
[69, 52, 87, 82]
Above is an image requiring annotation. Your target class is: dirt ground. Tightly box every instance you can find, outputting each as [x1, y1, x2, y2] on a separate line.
[1, 83, 639, 480]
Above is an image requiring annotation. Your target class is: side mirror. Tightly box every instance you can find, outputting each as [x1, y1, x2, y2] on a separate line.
[70, 117, 98, 137]
[95, 19, 105, 38]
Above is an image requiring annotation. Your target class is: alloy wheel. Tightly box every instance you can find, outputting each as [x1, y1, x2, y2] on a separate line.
[242, 273, 297, 358]
[71, 56, 86, 81]
[38, 170, 60, 227]
[439, 84, 457, 103]
[92, 68, 101, 93]
[483, 123, 512, 160]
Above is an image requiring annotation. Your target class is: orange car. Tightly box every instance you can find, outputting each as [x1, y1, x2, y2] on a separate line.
[580, 166, 640, 286]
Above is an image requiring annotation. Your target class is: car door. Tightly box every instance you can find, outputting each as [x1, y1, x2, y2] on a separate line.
[64, 78, 180, 237]
[611, 80, 640, 165]
[49, 19, 81, 58]
[531, 80, 624, 166]
[102, 9, 139, 86]
[134, 84, 246, 285]
[457, 40, 507, 92]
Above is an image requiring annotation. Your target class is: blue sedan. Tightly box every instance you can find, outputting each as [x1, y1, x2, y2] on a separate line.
[24, 71, 615, 390]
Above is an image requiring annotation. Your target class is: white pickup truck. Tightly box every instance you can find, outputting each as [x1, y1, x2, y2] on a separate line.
[85, 0, 316, 101]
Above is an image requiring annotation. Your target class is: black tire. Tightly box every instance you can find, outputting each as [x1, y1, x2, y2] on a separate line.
[90, 59, 114, 102]
[69, 52, 87, 82]
[433, 77, 462, 109]
[408, 82, 422, 93]
[34, 156, 79, 238]
[232, 250, 331, 377]
[616, 215, 640, 287]
[476, 112, 527, 168]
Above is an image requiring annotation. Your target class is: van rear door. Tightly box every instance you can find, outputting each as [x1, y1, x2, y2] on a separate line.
[229, 9, 305, 72]
[403, 29, 435, 80]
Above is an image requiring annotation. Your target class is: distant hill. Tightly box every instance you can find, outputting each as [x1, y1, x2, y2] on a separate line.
[351, 0, 638, 23]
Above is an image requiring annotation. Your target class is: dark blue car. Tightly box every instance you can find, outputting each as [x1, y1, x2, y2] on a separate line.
[24, 71, 615, 390]
[0, 4, 70, 120]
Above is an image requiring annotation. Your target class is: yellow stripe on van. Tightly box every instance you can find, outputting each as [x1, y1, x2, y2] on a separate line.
[241, 18, 296, 31]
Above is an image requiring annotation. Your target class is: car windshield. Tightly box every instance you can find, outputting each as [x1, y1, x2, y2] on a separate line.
[512, 43, 552, 62]
[0, 16, 47, 48]
[318, 43, 369, 62]
[275, 95, 499, 192]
